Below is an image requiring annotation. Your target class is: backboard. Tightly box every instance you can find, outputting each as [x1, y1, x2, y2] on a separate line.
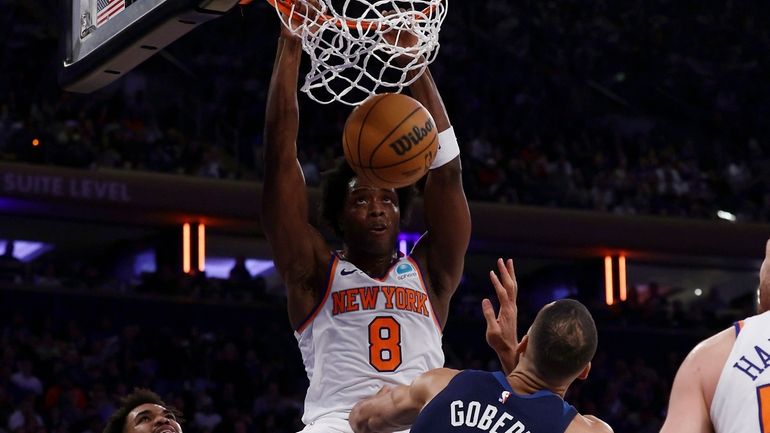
[60, 0, 239, 93]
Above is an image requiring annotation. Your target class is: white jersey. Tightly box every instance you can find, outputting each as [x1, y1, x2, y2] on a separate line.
[710, 310, 770, 433]
[295, 253, 444, 429]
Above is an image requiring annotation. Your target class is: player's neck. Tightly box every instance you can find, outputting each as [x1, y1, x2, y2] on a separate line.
[340, 246, 398, 277]
[508, 370, 568, 399]
[340, 248, 398, 277]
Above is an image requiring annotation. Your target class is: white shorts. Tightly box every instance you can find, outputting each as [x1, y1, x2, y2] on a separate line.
[298, 417, 410, 433]
[298, 417, 352, 433]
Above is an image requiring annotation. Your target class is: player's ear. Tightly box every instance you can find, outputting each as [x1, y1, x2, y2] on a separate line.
[517, 335, 529, 355]
[577, 362, 591, 381]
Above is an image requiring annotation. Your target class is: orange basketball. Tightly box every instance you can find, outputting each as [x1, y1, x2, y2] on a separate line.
[343, 93, 438, 189]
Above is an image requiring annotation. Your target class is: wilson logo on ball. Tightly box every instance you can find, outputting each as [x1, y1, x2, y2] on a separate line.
[388, 119, 435, 156]
[342, 93, 439, 189]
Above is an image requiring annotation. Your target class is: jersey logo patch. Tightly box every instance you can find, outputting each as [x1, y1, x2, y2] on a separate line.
[499, 391, 510, 404]
[340, 269, 357, 276]
[396, 264, 413, 275]
[396, 263, 418, 280]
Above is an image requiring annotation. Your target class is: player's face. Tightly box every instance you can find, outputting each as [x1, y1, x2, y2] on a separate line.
[124, 403, 182, 433]
[342, 177, 400, 255]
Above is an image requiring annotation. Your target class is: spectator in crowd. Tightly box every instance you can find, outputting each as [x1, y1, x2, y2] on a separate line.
[10, 361, 43, 397]
[191, 395, 220, 433]
[0, 242, 24, 284]
[227, 257, 251, 286]
[7, 394, 44, 433]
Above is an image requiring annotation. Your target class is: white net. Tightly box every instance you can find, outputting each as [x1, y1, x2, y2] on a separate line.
[270, 0, 448, 105]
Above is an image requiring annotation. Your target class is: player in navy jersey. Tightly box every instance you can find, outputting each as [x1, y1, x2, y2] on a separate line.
[349, 260, 613, 433]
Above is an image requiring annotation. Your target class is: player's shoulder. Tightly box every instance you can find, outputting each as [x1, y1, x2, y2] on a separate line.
[567, 414, 614, 433]
[685, 326, 736, 367]
[673, 324, 737, 406]
[415, 368, 461, 387]
[411, 368, 461, 405]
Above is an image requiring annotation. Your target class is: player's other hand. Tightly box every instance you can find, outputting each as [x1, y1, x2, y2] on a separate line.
[381, 10, 420, 65]
[483, 258, 519, 366]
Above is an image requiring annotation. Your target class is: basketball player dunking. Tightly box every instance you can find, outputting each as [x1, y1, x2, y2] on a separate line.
[261, 14, 478, 433]
[660, 238, 770, 433]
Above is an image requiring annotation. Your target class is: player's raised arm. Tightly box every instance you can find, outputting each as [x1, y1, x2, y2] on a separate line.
[410, 66, 471, 324]
[262, 26, 329, 328]
[349, 368, 458, 433]
[383, 29, 470, 324]
[483, 259, 520, 375]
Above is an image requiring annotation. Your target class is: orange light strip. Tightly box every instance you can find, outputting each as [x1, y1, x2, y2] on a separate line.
[604, 256, 613, 305]
[198, 223, 206, 272]
[619, 255, 627, 301]
[182, 223, 191, 273]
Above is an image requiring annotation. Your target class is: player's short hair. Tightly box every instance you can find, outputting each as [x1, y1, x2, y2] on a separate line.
[103, 389, 182, 433]
[528, 299, 598, 383]
[320, 158, 416, 238]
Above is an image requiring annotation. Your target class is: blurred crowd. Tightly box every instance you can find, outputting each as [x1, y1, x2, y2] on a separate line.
[2, 0, 770, 221]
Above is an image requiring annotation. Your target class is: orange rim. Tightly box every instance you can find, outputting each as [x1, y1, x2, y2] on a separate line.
[265, 0, 439, 31]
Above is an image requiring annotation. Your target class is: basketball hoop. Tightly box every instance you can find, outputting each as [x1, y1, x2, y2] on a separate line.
[267, 0, 447, 105]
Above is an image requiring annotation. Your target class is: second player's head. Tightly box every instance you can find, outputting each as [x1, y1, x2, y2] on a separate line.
[523, 299, 598, 385]
[103, 389, 183, 433]
[321, 158, 416, 255]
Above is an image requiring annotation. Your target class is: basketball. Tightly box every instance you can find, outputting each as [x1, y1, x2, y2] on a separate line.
[343, 93, 438, 189]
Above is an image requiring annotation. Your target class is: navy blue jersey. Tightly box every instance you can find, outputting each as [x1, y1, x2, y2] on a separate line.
[411, 370, 578, 433]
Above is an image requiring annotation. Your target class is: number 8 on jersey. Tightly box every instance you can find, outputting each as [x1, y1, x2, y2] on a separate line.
[369, 316, 403, 372]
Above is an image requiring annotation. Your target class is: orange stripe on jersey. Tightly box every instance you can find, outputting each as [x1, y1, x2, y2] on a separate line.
[296, 255, 339, 334]
[734, 320, 745, 337]
[407, 256, 443, 333]
[758, 384, 770, 433]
